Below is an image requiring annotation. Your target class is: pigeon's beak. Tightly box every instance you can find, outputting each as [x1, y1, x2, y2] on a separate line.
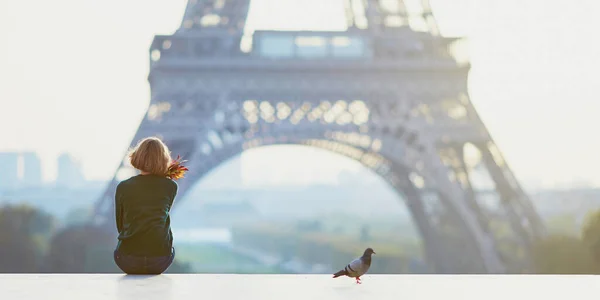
[373, 251, 376, 254]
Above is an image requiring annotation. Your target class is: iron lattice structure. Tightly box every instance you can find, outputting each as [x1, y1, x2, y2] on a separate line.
[93, 0, 545, 273]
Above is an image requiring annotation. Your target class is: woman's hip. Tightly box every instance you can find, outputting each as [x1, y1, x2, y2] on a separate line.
[113, 247, 175, 275]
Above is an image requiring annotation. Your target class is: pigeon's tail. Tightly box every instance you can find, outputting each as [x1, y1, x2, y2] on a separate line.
[332, 269, 347, 278]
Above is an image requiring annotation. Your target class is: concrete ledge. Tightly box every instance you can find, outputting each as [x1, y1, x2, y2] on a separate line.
[1, 274, 599, 300]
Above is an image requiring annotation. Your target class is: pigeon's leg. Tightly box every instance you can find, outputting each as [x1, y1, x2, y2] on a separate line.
[355, 277, 362, 284]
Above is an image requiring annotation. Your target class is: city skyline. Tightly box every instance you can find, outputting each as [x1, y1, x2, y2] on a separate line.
[0, 151, 84, 187]
[1, 0, 599, 189]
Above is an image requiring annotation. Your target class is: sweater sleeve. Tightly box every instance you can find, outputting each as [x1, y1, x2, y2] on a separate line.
[115, 183, 124, 233]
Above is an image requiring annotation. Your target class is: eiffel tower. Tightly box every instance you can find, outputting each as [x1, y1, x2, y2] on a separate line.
[92, 0, 544, 273]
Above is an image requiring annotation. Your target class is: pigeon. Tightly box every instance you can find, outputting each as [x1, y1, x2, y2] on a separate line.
[332, 248, 375, 284]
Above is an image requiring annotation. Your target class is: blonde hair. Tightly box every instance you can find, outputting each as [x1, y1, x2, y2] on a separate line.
[128, 137, 172, 176]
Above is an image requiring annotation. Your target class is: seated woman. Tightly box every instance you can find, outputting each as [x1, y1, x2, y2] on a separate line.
[113, 137, 179, 275]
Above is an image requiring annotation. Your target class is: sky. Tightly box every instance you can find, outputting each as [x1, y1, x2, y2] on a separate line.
[0, 0, 599, 189]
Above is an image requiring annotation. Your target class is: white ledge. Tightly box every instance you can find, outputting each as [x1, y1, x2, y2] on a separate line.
[1, 274, 599, 300]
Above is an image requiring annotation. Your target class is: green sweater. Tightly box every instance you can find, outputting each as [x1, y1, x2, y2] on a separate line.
[114, 174, 178, 257]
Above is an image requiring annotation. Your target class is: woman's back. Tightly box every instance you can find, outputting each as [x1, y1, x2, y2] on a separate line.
[115, 174, 178, 257]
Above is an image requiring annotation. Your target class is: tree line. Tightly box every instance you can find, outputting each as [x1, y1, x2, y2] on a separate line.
[0, 203, 190, 273]
[531, 209, 600, 274]
[3, 202, 600, 274]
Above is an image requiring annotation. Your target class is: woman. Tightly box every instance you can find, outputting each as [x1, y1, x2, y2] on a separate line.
[113, 137, 179, 275]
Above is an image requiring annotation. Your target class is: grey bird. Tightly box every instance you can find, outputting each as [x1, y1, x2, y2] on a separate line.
[332, 248, 375, 284]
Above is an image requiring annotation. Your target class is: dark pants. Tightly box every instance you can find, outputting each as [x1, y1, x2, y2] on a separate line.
[113, 248, 175, 275]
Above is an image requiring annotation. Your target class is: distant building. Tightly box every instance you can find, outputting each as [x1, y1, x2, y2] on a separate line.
[56, 153, 85, 188]
[0, 152, 19, 191]
[21, 152, 42, 187]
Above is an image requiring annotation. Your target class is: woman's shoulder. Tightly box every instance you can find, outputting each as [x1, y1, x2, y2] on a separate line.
[118, 174, 140, 185]
[115, 176, 135, 193]
[164, 177, 178, 192]
[117, 176, 133, 187]
[155, 176, 178, 196]
[145, 175, 178, 190]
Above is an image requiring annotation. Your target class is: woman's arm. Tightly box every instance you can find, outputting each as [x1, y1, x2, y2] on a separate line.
[170, 180, 178, 205]
[115, 184, 124, 233]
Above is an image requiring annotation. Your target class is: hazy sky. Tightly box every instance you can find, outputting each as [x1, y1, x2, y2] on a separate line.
[1, 0, 599, 189]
